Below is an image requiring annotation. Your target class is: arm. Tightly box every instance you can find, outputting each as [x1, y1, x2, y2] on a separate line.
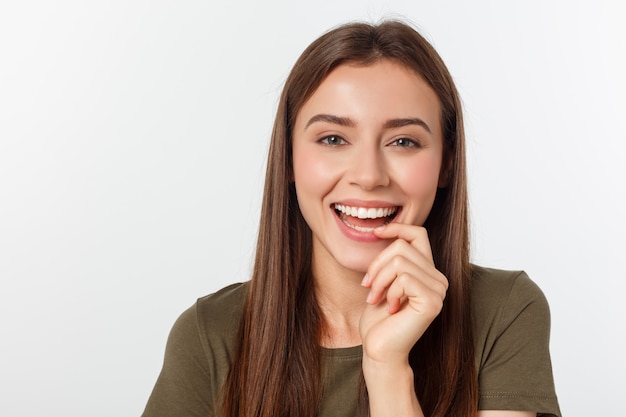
[361, 355, 424, 417]
[473, 269, 560, 416]
[359, 224, 546, 417]
[142, 304, 213, 417]
[359, 224, 446, 416]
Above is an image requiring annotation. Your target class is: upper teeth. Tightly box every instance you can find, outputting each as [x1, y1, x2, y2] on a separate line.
[334, 204, 398, 219]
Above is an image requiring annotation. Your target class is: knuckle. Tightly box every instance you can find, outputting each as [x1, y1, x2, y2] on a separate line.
[424, 295, 444, 316]
[390, 254, 405, 269]
[435, 271, 449, 290]
[396, 272, 412, 286]
[394, 238, 411, 250]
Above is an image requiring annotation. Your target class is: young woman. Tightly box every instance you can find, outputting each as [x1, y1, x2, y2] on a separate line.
[143, 20, 561, 417]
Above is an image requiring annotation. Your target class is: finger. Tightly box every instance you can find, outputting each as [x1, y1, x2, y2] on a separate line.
[384, 273, 409, 314]
[367, 255, 446, 305]
[374, 223, 434, 263]
[365, 238, 433, 287]
[385, 273, 446, 318]
[366, 255, 421, 304]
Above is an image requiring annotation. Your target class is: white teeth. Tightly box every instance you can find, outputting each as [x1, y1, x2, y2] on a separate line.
[344, 223, 376, 232]
[334, 204, 398, 219]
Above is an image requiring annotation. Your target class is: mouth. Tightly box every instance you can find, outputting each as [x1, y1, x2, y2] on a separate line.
[333, 203, 400, 232]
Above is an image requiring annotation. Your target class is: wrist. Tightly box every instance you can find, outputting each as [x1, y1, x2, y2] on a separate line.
[362, 356, 424, 417]
[362, 353, 412, 380]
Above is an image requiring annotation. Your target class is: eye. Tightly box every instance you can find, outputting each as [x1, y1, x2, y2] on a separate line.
[319, 135, 347, 146]
[391, 137, 420, 148]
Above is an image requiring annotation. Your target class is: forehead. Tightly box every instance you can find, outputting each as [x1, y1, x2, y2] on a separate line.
[295, 60, 442, 133]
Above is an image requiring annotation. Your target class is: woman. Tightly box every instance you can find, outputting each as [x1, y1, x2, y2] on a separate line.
[143, 20, 560, 417]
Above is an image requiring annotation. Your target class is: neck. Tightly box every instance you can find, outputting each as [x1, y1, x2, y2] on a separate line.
[312, 257, 369, 348]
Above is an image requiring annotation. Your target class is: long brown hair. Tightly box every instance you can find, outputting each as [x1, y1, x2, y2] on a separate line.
[219, 20, 477, 417]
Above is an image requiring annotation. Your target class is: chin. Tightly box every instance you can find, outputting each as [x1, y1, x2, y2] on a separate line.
[333, 247, 382, 274]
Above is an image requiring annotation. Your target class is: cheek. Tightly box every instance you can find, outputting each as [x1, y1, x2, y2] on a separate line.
[397, 157, 442, 195]
[292, 146, 339, 207]
[393, 155, 443, 225]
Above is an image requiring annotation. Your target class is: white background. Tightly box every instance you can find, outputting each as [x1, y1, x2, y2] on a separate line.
[1, 1, 624, 416]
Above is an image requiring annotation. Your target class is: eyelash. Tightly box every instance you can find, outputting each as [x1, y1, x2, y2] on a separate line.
[319, 135, 347, 146]
[317, 135, 421, 148]
[391, 137, 421, 148]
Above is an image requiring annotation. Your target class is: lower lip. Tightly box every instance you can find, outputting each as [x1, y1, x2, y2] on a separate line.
[332, 210, 387, 243]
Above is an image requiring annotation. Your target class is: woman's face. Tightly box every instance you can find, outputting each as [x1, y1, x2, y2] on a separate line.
[292, 60, 446, 275]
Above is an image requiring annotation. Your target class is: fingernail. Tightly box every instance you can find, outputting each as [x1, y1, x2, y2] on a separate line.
[366, 291, 374, 303]
[361, 274, 369, 286]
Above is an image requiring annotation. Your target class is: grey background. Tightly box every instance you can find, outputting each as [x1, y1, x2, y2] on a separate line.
[1, 1, 624, 415]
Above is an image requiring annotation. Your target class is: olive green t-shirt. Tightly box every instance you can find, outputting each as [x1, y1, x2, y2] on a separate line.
[142, 266, 561, 416]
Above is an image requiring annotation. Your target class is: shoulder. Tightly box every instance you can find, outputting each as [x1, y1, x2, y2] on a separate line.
[470, 264, 544, 297]
[470, 264, 553, 368]
[470, 265, 549, 320]
[165, 281, 249, 360]
[142, 282, 249, 416]
[168, 281, 249, 369]
[179, 283, 249, 390]
[470, 264, 553, 377]
[470, 266, 560, 416]
[195, 281, 249, 317]
[193, 281, 249, 343]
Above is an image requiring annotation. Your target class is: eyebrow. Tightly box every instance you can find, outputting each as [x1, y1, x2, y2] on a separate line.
[305, 114, 355, 129]
[305, 114, 432, 134]
[383, 118, 432, 134]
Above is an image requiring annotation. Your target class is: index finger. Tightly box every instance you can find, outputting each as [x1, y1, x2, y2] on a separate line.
[373, 223, 434, 263]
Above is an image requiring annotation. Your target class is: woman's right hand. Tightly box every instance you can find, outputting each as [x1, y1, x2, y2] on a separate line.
[359, 222, 448, 366]
[358, 223, 448, 417]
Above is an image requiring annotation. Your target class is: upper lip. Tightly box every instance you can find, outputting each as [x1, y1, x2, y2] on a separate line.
[332, 199, 399, 209]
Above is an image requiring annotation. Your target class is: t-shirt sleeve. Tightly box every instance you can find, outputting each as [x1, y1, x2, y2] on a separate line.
[141, 304, 213, 417]
[476, 271, 561, 417]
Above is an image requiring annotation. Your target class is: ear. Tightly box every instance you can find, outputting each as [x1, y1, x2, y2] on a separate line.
[438, 153, 453, 188]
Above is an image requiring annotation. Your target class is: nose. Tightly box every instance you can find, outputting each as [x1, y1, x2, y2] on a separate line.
[347, 143, 390, 190]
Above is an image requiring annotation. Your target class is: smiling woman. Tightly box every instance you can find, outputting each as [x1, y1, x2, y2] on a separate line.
[293, 61, 444, 266]
[142, 20, 561, 417]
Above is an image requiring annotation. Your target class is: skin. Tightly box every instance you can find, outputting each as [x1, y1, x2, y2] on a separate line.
[292, 60, 535, 417]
